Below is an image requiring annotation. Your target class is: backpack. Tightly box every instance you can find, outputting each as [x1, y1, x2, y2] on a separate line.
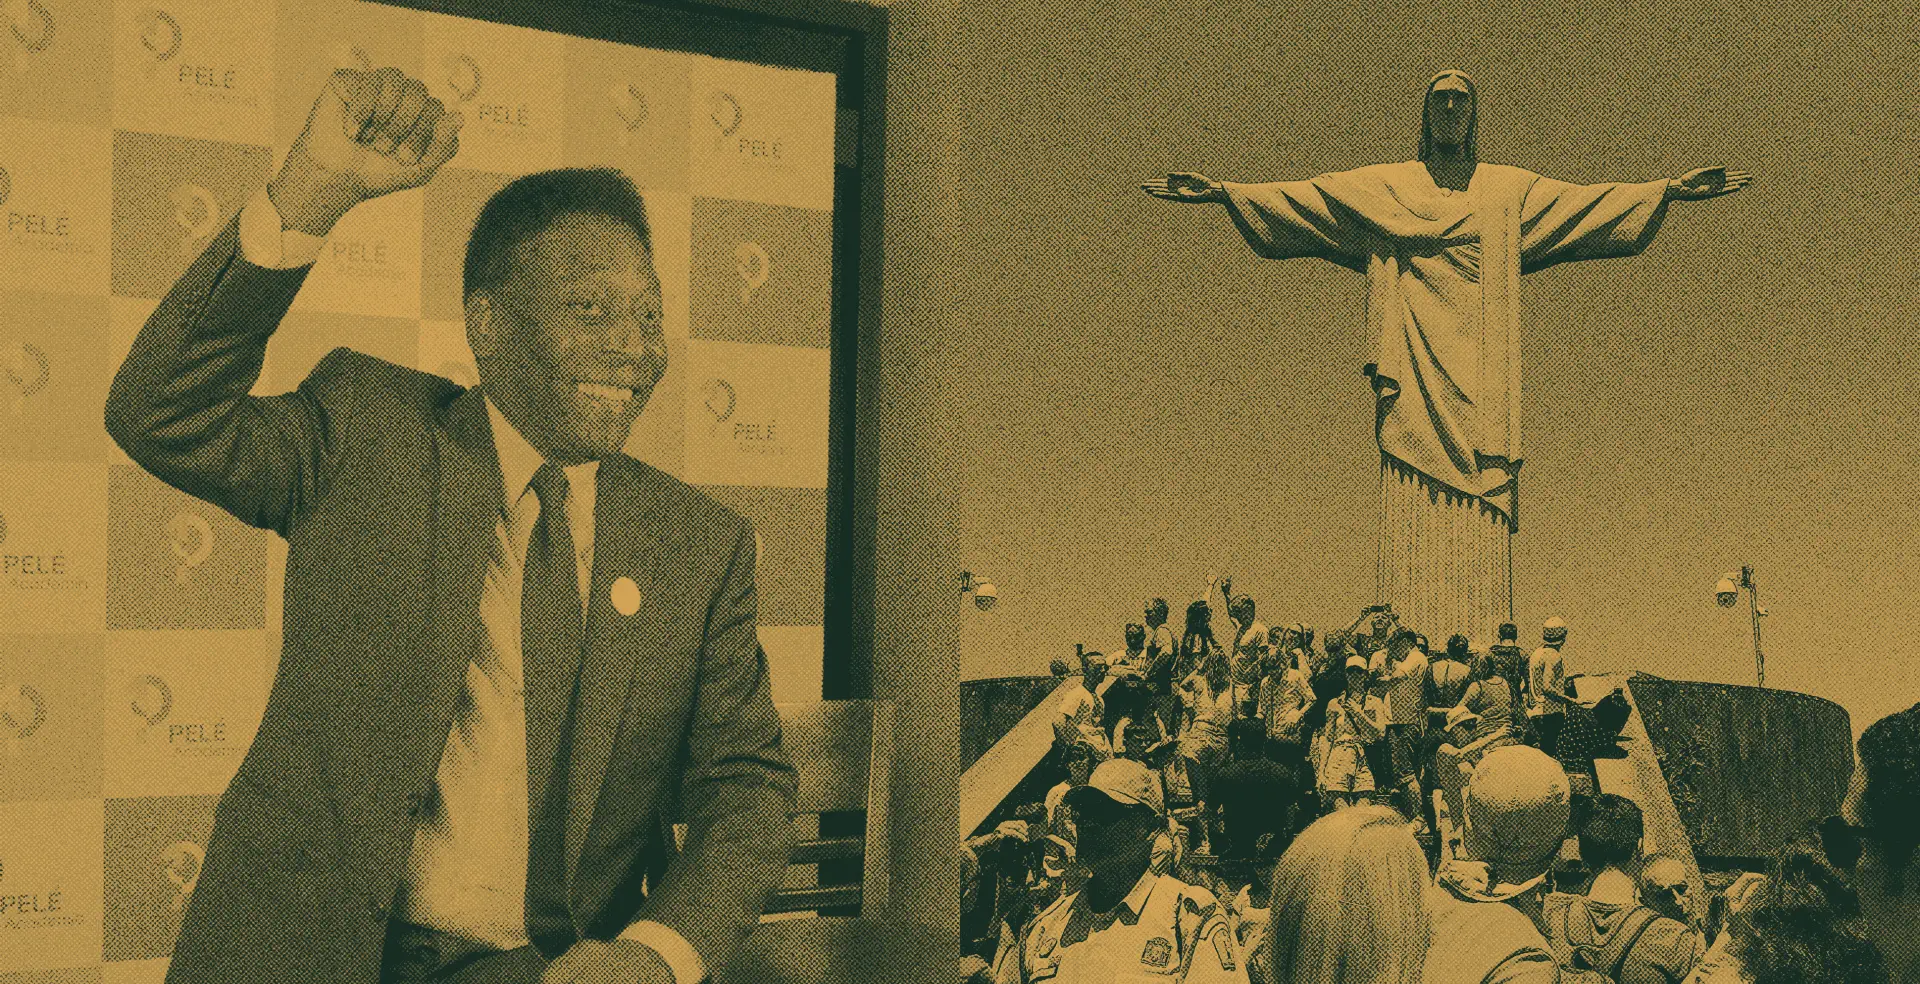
[1545, 900, 1663, 984]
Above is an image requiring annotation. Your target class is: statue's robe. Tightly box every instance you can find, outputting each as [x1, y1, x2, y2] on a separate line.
[1222, 162, 1669, 634]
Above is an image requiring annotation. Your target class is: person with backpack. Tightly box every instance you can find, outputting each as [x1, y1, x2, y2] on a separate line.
[1544, 793, 1704, 984]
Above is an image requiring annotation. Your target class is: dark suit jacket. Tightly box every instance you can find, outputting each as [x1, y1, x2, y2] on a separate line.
[105, 213, 799, 984]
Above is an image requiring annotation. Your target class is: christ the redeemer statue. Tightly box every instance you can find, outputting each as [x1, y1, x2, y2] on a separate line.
[1145, 70, 1749, 641]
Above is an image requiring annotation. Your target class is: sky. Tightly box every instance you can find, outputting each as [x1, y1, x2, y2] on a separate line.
[942, 0, 1920, 737]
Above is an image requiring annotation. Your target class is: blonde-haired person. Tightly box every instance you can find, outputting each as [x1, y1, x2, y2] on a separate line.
[1254, 804, 1432, 984]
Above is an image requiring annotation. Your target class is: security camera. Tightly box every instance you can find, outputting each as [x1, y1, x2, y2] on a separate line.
[1714, 575, 1738, 608]
[972, 581, 998, 611]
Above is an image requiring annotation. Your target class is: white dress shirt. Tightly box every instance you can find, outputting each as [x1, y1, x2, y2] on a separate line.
[238, 188, 705, 983]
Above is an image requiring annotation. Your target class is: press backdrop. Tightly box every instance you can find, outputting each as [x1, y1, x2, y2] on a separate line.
[0, 0, 838, 976]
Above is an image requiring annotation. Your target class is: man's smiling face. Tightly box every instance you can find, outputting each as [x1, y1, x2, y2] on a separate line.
[469, 211, 667, 464]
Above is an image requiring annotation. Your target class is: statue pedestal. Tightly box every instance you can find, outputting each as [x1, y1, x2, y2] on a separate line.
[1377, 456, 1511, 643]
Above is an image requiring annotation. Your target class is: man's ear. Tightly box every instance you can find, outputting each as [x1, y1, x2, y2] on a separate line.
[465, 291, 499, 360]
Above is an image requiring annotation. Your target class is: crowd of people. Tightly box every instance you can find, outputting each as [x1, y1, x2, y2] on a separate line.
[960, 583, 1918, 984]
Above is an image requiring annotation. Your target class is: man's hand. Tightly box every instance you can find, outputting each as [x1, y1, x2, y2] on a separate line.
[1665, 166, 1752, 201]
[1142, 172, 1226, 203]
[268, 66, 463, 236]
[539, 939, 676, 984]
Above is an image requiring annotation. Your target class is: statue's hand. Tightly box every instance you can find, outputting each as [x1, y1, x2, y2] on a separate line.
[1142, 172, 1225, 203]
[1667, 166, 1752, 201]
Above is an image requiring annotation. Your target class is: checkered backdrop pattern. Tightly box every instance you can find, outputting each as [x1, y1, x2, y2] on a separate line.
[0, 0, 838, 977]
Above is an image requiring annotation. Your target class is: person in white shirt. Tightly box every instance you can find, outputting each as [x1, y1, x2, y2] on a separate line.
[1527, 617, 1573, 757]
[1373, 629, 1431, 828]
[1319, 655, 1387, 811]
[109, 67, 793, 984]
[1056, 653, 1115, 761]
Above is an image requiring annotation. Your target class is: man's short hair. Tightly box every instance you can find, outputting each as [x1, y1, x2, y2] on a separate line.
[1498, 622, 1518, 641]
[1857, 701, 1920, 888]
[463, 167, 653, 302]
[1391, 627, 1420, 649]
[1446, 633, 1471, 661]
[1578, 793, 1644, 871]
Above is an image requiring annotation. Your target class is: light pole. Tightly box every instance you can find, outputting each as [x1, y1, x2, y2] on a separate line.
[960, 571, 998, 612]
[1714, 566, 1766, 688]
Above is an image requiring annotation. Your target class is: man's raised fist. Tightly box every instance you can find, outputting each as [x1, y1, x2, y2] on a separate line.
[269, 66, 462, 235]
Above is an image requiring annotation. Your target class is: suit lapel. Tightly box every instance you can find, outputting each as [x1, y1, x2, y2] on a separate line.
[564, 455, 680, 892]
[427, 386, 507, 742]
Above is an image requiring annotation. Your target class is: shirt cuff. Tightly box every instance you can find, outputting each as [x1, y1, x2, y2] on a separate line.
[239, 186, 327, 269]
[618, 920, 707, 984]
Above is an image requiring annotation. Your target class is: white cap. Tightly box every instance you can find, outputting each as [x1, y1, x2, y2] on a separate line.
[1066, 758, 1165, 816]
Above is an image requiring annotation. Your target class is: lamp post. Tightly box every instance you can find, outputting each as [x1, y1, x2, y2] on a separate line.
[960, 571, 998, 612]
[1714, 566, 1766, 688]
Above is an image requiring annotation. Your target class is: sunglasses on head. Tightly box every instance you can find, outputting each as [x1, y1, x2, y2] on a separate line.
[1819, 814, 1879, 871]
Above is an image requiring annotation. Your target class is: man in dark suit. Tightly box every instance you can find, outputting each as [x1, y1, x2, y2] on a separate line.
[105, 66, 798, 984]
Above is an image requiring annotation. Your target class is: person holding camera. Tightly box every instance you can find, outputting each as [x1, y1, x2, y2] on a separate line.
[1178, 598, 1235, 853]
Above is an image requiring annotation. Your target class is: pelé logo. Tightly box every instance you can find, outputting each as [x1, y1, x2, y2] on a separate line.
[7, 0, 55, 53]
[137, 7, 182, 62]
[442, 53, 482, 103]
[5, 340, 51, 415]
[610, 83, 647, 147]
[708, 91, 743, 147]
[2, 681, 47, 740]
[165, 511, 214, 583]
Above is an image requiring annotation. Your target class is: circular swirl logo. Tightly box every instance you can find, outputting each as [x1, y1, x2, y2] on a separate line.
[707, 91, 743, 140]
[734, 242, 771, 304]
[129, 673, 173, 732]
[137, 8, 182, 62]
[9, 0, 55, 53]
[442, 53, 482, 103]
[1, 683, 46, 740]
[702, 379, 736, 423]
[160, 840, 205, 911]
[611, 82, 647, 130]
[170, 184, 221, 256]
[166, 511, 214, 584]
[5, 341, 50, 414]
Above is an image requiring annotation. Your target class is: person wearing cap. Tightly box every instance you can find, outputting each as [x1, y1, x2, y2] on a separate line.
[1318, 654, 1387, 811]
[1527, 617, 1573, 757]
[1424, 745, 1569, 984]
[1004, 759, 1246, 984]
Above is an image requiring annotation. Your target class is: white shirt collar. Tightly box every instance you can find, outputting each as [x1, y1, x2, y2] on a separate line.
[482, 393, 599, 509]
[1116, 870, 1161, 917]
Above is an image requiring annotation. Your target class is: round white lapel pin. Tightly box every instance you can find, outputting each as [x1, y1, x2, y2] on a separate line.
[611, 576, 642, 616]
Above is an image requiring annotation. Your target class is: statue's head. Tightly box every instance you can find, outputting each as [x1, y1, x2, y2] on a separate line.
[1419, 70, 1478, 162]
